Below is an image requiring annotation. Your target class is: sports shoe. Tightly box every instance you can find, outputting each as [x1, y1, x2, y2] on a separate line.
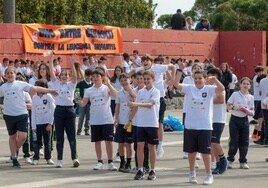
[254, 139, 265, 145]
[240, 163, 249, 169]
[183, 152, 188, 159]
[218, 158, 228, 174]
[147, 170, 156, 180]
[73, 159, 80, 167]
[39, 149, 44, 156]
[212, 162, 220, 174]
[134, 169, 145, 180]
[120, 163, 131, 173]
[13, 159, 21, 168]
[203, 174, 214, 185]
[156, 148, 164, 159]
[56, 160, 63, 168]
[93, 162, 104, 170]
[249, 120, 258, 124]
[228, 161, 233, 169]
[24, 157, 32, 164]
[144, 167, 150, 174]
[114, 154, 121, 163]
[6, 157, 13, 163]
[85, 130, 90, 136]
[251, 133, 257, 139]
[32, 160, 39, 165]
[188, 172, 197, 184]
[47, 159, 55, 165]
[196, 153, 201, 160]
[108, 162, 117, 171]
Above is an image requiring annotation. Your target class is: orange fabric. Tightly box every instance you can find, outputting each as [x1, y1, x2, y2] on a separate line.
[22, 24, 123, 54]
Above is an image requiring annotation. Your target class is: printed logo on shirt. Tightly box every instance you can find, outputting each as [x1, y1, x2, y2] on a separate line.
[43, 99, 47, 105]
[5, 90, 17, 99]
[202, 92, 207, 98]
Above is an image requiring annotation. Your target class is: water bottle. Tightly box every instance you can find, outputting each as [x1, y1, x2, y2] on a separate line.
[33, 131, 37, 142]
[126, 121, 132, 133]
[74, 88, 80, 103]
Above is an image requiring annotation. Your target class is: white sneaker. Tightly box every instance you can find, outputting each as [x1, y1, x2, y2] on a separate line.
[47, 159, 55, 165]
[228, 161, 233, 169]
[24, 157, 32, 164]
[156, 148, 164, 160]
[203, 174, 214, 185]
[240, 163, 249, 169]
[32, 160, 39, 165]
[211, 161, 217, 170]
[183, 152, 188, 159]
[56, 160, 63, 168]
[39, 149, 44, 156]
[188, 172, 197, 184]
[73, 159, 80, 167]
[196, 153, 201, 160]
[93, 162, 104, 170]
[108, 162, 118, 171]
[114, 155, 121, 163]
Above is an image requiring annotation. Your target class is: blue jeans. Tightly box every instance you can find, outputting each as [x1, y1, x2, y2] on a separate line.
[77, 103, 90, 132]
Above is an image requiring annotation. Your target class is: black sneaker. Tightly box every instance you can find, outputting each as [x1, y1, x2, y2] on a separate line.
[144, 167, 150, 174]
[212, 162, 220, 174]
[147, 170, 156, 180]
[118, 163, 126, 172]
[249, 120, 258, 124]
[254, 139, 265, 145]
[13, 159, 21, 168]
[121, 164, 131, 173]
[218, 158, 228, 174]
[134, 170, 145, 180]
[76, 130, 81, 135]
[85, 131, 90, 136]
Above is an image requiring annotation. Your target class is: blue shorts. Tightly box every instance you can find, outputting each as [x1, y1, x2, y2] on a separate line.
[159, 97, 166, 123]
[211, 123, 225, 143]
[183, 129, 212, 154]
[91, 124, 114, 142]
[114, 124, 133, 144]
[136, 127, 159, 145]
[4, 114, 28, 135]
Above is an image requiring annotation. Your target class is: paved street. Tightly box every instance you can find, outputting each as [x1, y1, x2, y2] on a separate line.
[0, 109, 268, 188]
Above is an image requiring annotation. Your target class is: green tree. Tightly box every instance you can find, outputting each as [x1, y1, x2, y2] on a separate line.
[156, 14, 172, 29]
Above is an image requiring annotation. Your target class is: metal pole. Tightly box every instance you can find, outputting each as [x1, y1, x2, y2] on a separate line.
[3, 0, 15, 23]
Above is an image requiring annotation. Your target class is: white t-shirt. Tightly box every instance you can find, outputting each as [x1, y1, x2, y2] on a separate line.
[115, 89, 132, 124]
[182, 76, 194, 112]
[132, 86, 145, 126]
[132, 57, 142, 69]
[182, 84, 216, 130]
[228, 91, 254, 117]
[31, 94, 55, 129]
[84, 84, 114, 125]
[122, 60, 131, 74]
[134, 64, 168, 97]
[0, 65, 7, 76]
[213, 91, 227, 123]
[136, 87, 160, 128]
[253, 75, 261, 101]
[29, 75, 38, 86]
[49, 80, 76, 106]
[229, 73, 238, 90]
[111, 78, 122, 100]
[259, 76, 268, 109]
[0, 81, 32, 116]
[81, 64, 89, 72]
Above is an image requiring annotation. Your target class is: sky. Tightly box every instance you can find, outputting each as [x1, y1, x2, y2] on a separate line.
[153, 0, 196, 28]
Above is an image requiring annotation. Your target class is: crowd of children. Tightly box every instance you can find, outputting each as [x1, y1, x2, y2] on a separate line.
[0, 50, 268, 185]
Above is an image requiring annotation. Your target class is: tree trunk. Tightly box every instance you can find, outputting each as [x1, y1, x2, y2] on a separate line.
[3, 0, 15, 23]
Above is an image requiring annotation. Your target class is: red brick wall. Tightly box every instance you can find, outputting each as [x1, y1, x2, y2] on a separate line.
[0, 24, 266, 78]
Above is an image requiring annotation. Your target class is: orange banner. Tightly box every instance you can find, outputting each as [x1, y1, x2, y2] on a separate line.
[22, 24, 123, 54]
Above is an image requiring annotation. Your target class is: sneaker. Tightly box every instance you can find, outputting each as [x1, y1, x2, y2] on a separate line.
[156, 148, 164, 159]
[39, 149, 44, 156]
[32, 160, 39, 165]
[203, 174, 214, 185]
[93, 162, 104, 170]
[122, 164, 131, 173]
[251, 134, 257, 139]
[114, 155, 121, 163]
[85, 130, 90, 136]
[13, 159, 21, 168]
[56, 160, 63, 168]
[144, 167, 150, 174]
[108, 162, 117, 171]
[147, 170, 156, 180]
[24, 157, 32, 164]
[47, 159, 55, 165]
[240, 163, 249, 169]
[118, 163, 126, 172]
[218, 158, 228, 174]
[196, 153, 201, 160]
[73, 159, 80, 167]
[254, 139, 265, 145]
[6, 157, 13, 163]
[249, 120, 258, 124]
[188, 172, 197, 184]
[228, 161, 233, 169]
[212, 162, 220, 174]
[183, 152, 188, 159]
[134, 170, 145, 180]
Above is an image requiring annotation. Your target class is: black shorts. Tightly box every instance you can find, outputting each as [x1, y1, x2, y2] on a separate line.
[183, 129, 212, 154]
[253, 100, 262, 119]
[4, 114, 28, 136]
[91, 124, 114, 142]
[136, 127, 159, 145]
[114, 124, 133, 144]
[211, 123, 225, 143]
[159, 97, 166, 124]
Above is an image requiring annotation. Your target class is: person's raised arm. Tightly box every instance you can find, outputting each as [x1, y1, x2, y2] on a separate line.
[70, 56, 77, 84]
[103, 76, 117, 98]
[48, 53, 57, 82]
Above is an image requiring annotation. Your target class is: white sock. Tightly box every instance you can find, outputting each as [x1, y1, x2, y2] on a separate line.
[158, 141, 163, 149]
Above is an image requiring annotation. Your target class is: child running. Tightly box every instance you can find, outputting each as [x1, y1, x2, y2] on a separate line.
[227, 77, 254, 169]
[174, 70, 224, 185]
